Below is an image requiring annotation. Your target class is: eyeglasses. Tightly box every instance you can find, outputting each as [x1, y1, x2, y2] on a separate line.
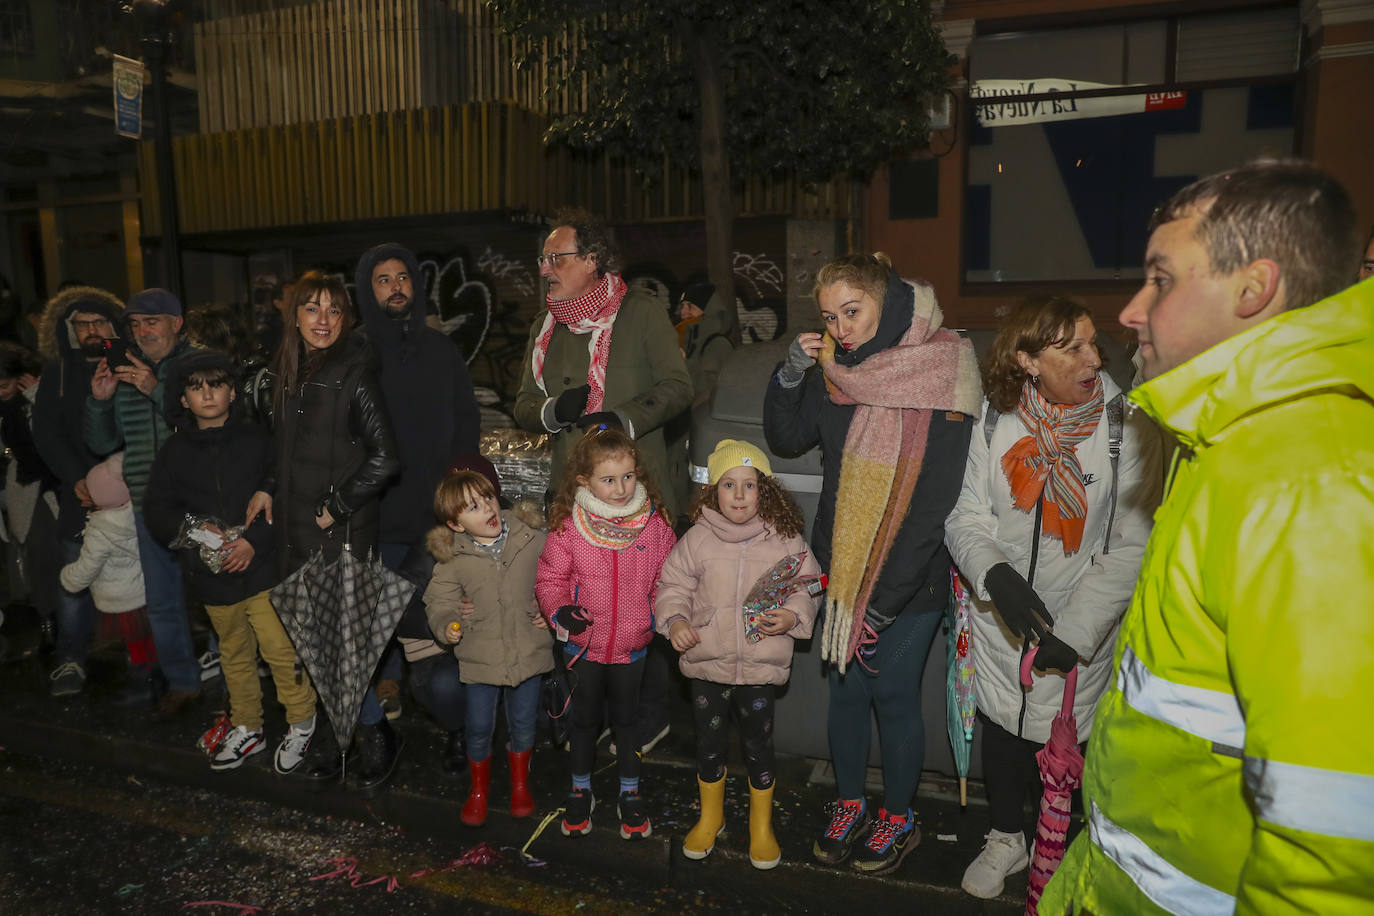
[536, 251, 581, 269]
[71, 318, 113, 330]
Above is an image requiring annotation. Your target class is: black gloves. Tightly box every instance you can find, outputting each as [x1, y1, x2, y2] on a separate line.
[984, 563, 1054, 642]
[556, 605, 592, 635]
[575, 412, 623, 432]
[553, 385, 591, 425]
[1031, 632, 1079, 673]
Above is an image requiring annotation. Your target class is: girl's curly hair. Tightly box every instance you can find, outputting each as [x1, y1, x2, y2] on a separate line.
[688, 470, 805, 539]
[546, 427, 671, 532]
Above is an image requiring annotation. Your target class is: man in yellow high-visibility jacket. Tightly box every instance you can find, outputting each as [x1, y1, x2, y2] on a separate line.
[1040, 159, 1374, 914]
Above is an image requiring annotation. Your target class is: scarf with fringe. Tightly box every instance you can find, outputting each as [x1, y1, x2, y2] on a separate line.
[531, 273, 628, 413]
[818, 281, 983, 672]
[1001, 376, 1104, 555]
[572, 482, 652, 550]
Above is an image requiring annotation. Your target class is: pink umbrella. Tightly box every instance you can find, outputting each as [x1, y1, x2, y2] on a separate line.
[1020, 647, 1082, 916]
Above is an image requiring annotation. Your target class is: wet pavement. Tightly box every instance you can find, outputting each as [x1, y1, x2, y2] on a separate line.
[0, 608, 1025, 914]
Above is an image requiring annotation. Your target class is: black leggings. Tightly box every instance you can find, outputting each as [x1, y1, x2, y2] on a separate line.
[691, 679, 776, 789]
[570, 657, 646, 781]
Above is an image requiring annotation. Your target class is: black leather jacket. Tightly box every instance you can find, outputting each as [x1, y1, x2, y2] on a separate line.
[270, 333, 399, 577]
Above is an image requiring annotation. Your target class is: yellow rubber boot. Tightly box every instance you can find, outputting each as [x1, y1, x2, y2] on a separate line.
[749, 782, 781, 870]
[682, 774, 726, 860]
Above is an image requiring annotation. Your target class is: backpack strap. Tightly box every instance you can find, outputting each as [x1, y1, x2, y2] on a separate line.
[1103, 393, 1124, 555]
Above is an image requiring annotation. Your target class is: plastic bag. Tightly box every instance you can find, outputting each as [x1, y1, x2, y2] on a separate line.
[171, 514, 245, 574]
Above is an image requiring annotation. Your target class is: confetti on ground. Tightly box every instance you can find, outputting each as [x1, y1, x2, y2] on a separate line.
[308, 856, 401, 893]
[184, 902, 264, 914]
[409, 842, 505, 878]
[937, 833, 959, 842]
[116, 883, 144, 897]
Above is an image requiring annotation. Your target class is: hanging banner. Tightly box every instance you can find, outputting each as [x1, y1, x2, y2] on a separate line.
[972, 79, 1186, 128]
[112, 54, 144, 139]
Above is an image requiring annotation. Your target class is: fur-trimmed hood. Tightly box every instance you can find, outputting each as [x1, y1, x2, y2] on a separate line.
[38, 286, 125, 363]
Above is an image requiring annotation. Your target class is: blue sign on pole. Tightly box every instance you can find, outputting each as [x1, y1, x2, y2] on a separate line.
[113, 55, 143, 139]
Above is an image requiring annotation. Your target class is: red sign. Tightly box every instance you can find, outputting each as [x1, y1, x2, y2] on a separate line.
[1145, 92, 1187, 111]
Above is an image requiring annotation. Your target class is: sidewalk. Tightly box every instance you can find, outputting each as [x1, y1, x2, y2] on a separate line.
[0, 620, 1024, 914]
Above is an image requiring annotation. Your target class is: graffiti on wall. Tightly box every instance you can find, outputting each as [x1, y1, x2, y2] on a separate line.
[619, 251, 788, 345]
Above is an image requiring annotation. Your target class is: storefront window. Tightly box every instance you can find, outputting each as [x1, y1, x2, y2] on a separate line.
[964, 8, 1298, 286]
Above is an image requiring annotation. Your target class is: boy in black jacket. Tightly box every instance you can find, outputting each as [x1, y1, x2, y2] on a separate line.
[145, 350, 318, 773]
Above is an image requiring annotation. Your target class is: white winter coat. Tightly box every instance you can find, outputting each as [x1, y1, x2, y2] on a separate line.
[59, 505, 146, 613]
[944, 375, 1162, 743]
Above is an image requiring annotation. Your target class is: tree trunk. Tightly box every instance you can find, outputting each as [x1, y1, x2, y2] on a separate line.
[691, 25, 738, 344]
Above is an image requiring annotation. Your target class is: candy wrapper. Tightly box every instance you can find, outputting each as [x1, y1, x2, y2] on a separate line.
[171, 514, 246, 574]
[741, 552, 826, 643]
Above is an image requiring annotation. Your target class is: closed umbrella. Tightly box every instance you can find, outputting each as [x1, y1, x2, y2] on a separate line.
[947, 569, 977, 805]
[270, 545, 415, 773]
[1019, 646, 1082, 915]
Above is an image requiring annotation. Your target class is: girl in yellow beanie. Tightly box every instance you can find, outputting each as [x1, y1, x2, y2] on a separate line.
[654, 438, 821, 869]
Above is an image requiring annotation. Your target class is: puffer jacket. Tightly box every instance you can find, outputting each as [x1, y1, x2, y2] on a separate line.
[423, 512, 553, 687]
[31, 286, 125, 538]
[84, 337, 197, 510]
[514, 285, 693, 518]
[270, 333, 400, 577]
[1041, 282, 1374, 915]
[354, 243, 480, 546]
[655, 508, 819, 686]
[58, 505, 145, 613]
[535, 510, 676, 665]
[944, 373, 1163, 743]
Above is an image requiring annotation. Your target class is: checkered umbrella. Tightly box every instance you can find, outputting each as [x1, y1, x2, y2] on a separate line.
[270, 546, 415, 765]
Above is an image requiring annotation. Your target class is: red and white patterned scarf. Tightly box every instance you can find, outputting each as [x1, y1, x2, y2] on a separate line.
[1001, 376, 1104, 555]
[530, 273, 628, 413]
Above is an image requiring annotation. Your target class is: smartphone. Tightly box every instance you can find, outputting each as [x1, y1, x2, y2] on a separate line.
[101, 338, 132, 368]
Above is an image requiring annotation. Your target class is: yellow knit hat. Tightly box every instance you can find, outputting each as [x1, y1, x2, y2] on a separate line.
[707, 438, 773, 484]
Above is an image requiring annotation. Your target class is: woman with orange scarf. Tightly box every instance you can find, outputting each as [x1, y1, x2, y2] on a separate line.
[944, 297, 1163, 900]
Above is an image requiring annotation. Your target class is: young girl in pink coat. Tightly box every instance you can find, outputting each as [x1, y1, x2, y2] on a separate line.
[655, 439, 820, 870]
[535, 427, 676, 841]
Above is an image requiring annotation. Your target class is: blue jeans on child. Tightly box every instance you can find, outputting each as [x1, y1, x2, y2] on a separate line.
[465, 675, 542, 761]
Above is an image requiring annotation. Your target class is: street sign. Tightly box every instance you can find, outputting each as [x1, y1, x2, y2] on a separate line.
[113, 55, 144, 139]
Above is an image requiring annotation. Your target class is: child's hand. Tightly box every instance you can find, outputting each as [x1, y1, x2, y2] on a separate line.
[220, 537, 255, 573]
[758, 607, 797, 636]
[668, 619, 701, 652]
[556, 605, 592, 635]
[443, 621, 463, 645]
[460, 597, 476, 619]
[531, 615, 549, 630]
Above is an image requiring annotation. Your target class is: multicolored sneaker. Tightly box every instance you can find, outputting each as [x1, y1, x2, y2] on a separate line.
[210, 725, 266, 771]
[813, 797, 870, 865]
[850, 807, 920, 876]
[617, 790, 652, 840]
[560, 788, 595, 837]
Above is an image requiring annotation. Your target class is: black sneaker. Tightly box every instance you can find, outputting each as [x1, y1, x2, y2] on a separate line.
[617, 790, 652, 840]
[561, 788, 595, 837]
[813, 798, 870, 865]
[850, 807, 919, 876]
[49, 661, 86, 698]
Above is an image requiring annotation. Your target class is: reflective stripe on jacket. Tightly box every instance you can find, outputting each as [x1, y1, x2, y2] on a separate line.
[1041, 282, 1374, 915]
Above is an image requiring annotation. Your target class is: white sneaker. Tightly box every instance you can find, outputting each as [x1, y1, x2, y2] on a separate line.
[211, 725, 266, 771]
[274, 720, 316, 775]
[961, 828, 1030, 899]
[199, 650, 222, 682]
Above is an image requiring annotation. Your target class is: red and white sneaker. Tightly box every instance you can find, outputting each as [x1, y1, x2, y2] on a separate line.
[210, 725, 265, 771]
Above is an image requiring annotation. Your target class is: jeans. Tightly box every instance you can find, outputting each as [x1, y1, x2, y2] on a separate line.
[828, 607, 942, 813]
[466, 674, 542, 761]
[133, 510, 199, 692]
[55, 537, 96, 665]
[409, 653, 466, 732]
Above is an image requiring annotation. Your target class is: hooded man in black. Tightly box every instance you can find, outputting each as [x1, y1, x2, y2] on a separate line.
[32, 286, 125, 697]
[354, 243, 481, 720]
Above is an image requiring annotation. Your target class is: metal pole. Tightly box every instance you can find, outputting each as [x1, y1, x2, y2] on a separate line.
[143, 26, 183, 301]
